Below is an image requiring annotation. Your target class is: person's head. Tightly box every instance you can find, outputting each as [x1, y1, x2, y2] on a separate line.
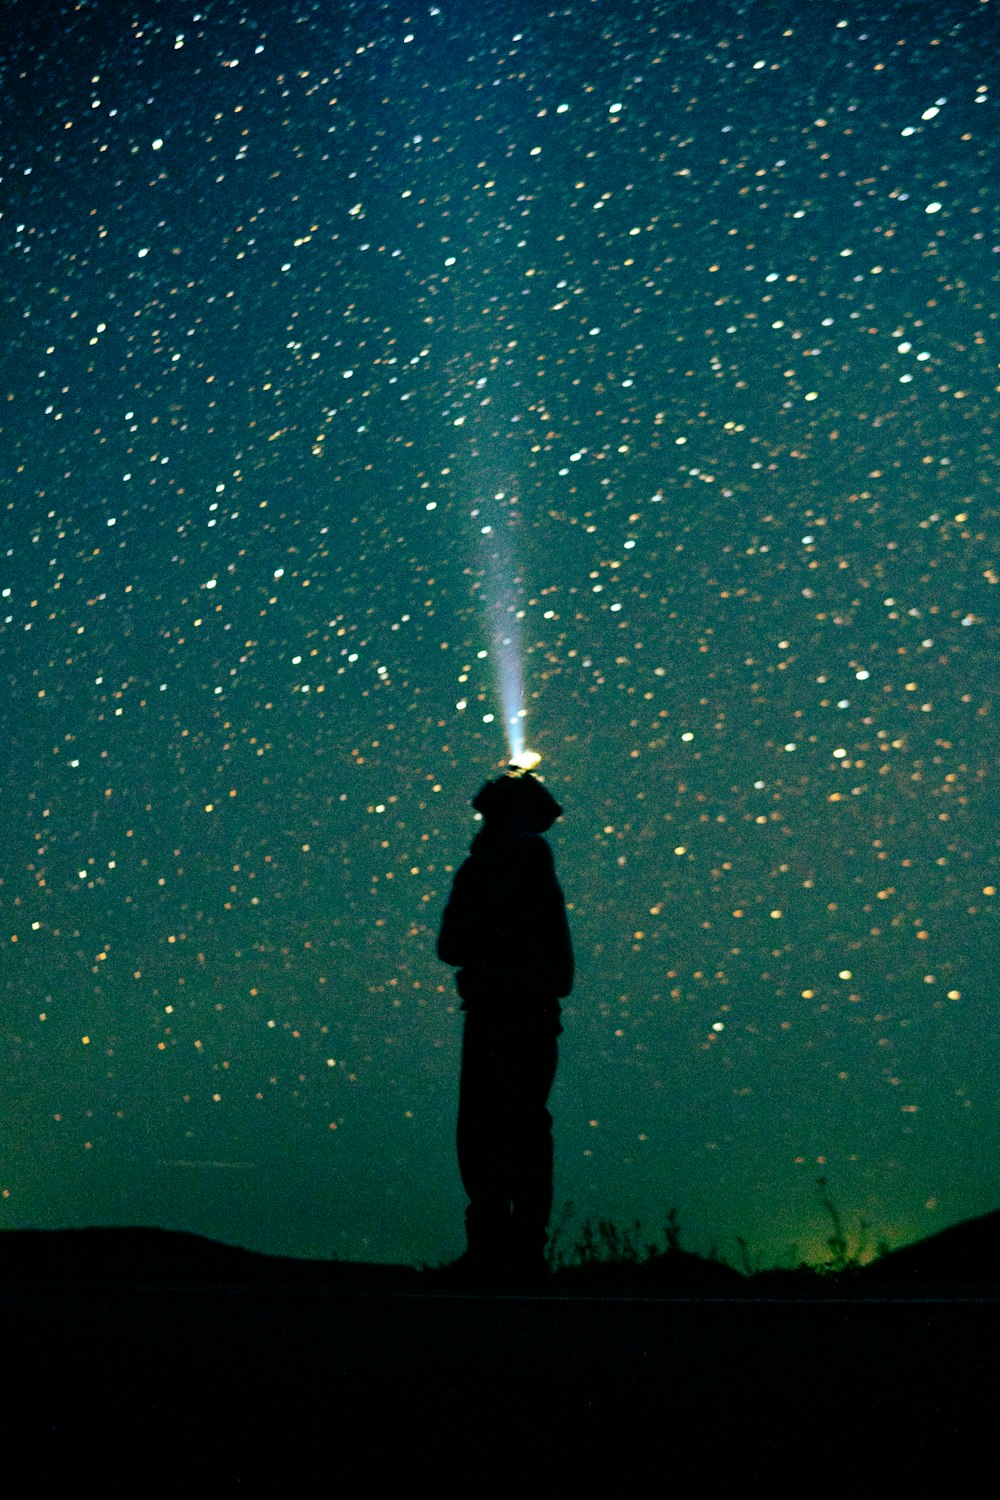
[472, 770, 562, 833]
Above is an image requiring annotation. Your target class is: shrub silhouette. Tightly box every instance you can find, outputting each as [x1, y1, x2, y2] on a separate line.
[814, 1176, 889, 1274]
[546, 1182, 889, 1285]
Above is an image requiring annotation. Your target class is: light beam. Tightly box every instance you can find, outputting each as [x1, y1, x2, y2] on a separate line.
[475, 492, 532, 762]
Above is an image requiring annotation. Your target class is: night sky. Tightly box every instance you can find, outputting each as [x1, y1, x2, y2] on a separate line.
[2, 0, 996, 1269]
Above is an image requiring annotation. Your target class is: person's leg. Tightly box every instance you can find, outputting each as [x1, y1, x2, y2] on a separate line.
[506, 1029, 558, 1270]
[456, 1014, 513, 1263]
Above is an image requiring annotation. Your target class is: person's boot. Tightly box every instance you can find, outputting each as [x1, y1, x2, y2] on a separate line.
[507, 1223, 550, 1284]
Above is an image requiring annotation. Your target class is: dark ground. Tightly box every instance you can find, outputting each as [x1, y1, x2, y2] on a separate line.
[3, 1219, 996, 1488]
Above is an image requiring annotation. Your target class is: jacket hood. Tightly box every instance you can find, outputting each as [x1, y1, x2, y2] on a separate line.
[471, 771, 563, 833]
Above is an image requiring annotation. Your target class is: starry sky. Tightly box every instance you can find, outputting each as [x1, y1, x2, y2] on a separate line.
[2, 0, 996, 1269]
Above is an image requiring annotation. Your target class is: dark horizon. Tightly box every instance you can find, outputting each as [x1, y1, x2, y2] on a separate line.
[4, 1199, 1000, 1287]
[1, 0, 996, 1270]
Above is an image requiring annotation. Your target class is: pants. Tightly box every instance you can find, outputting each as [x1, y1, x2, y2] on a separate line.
[456, 1006, 559, 1265]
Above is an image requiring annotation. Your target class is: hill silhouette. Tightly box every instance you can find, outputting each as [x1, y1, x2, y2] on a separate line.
[1, 1206, 997, 1295]
[0, 1224, 418, 1291]
[858, 1207, 1000, 1292]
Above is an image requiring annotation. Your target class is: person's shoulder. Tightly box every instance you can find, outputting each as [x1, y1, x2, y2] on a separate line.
[451, 851, 484, 887]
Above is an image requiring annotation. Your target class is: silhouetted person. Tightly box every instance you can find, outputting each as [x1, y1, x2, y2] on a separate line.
[437, 769, 573, 1278]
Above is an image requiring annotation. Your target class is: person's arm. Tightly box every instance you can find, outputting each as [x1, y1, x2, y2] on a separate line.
[437, 858, 482, 966]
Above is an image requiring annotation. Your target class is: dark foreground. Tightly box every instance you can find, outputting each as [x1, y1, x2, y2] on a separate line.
[3, 1222, 997, 1488]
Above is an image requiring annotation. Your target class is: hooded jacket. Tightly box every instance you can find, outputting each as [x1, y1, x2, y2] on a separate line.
[437, 823, 574, 1006]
